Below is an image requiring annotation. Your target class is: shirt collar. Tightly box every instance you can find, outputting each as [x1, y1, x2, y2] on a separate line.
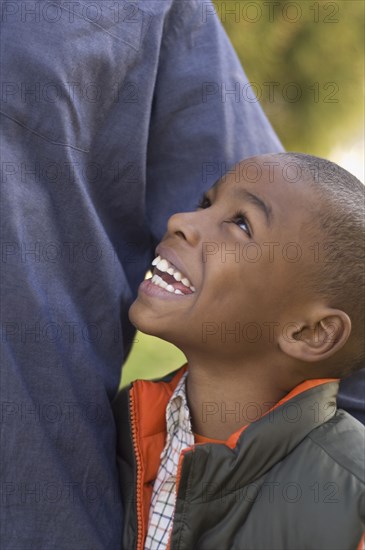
[165, 371, 192, 439]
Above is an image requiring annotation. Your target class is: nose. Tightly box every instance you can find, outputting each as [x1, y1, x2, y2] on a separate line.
[166, 211, 201, 245]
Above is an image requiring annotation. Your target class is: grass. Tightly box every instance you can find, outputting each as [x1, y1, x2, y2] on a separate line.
[120, 331, 186, 388]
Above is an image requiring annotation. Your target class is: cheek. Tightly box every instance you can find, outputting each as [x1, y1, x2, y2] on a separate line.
[196, 262, 276, 328]
[195, 276, 247, 325]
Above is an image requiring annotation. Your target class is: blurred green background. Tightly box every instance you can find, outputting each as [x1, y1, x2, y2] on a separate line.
[121, 0, 364, 388]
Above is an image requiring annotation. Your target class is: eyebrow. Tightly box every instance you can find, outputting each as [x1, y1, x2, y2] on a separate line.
[231, 188, 273, 227]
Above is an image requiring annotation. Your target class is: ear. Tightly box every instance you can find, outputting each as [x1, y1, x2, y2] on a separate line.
[278, 309, 352, 363]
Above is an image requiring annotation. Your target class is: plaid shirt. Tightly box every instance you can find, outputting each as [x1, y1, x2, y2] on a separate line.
[144, 372, 193, 549]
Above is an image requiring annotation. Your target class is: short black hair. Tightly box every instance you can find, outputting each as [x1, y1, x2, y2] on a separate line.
[274, 152, 364, 377]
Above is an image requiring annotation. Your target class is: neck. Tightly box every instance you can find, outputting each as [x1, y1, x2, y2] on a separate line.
[185, 355, 296, 440]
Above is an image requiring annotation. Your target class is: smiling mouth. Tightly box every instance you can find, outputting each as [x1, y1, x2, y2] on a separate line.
[149, 255, 196, 295]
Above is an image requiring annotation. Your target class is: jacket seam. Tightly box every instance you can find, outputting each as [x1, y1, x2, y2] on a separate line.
[176, 452, 195, 548]
[307, 433, 365, 484]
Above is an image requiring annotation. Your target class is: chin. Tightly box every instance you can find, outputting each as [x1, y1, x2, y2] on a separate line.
[128, 300, 163, 338]
[129, 301, 187, 349]
[128, 300, 149, 332]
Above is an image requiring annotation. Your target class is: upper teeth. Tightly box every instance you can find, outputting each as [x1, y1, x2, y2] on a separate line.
[151, 255, 195, 292]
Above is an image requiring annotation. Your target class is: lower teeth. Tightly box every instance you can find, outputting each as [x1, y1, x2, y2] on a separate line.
[150, 276, 184, 295]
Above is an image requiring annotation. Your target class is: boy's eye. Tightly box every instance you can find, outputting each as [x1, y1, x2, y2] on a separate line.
[196, 196, 252, 237]
[231, 211, 252, 237]
[196, 195, 211, 209]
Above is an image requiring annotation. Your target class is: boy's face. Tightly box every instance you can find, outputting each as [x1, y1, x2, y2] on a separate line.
[129, 155, 320, 361]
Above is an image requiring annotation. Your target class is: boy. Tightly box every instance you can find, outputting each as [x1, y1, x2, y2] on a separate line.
[113, 153, 365, 550]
